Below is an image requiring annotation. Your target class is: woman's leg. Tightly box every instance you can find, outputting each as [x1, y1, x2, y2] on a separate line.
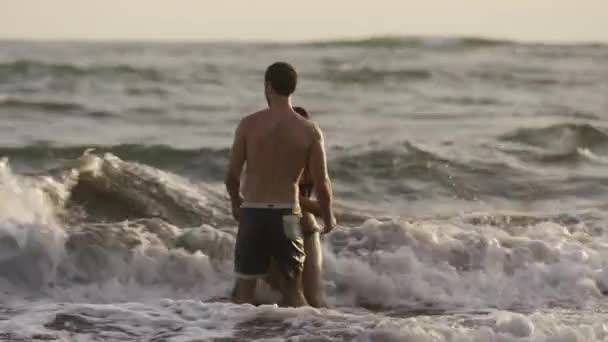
[302, 232, 327, 307]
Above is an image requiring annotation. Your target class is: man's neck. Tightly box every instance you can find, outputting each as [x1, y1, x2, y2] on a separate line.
[268, 96, 292, 112]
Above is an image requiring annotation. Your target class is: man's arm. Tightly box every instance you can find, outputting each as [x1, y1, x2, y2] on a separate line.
[225, 120, 246, 220]
[307, 124, 335, 233]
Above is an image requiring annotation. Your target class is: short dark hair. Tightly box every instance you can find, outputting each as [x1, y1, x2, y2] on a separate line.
[293, 106, 310, 119]
[265, 62, 297, 97]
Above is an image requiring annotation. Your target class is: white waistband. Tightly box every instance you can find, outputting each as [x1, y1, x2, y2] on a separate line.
[241, 202, 294, 209]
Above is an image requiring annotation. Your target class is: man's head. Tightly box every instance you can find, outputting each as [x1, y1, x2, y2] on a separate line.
[264, 62, 298, 104]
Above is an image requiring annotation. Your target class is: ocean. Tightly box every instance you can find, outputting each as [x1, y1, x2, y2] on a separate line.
[1, 36, 608, 341]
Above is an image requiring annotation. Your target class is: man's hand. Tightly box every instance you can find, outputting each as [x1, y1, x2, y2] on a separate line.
[231, 196, 243, 222]
[231, 203, 240, 222]
[225, 120, 246, 223]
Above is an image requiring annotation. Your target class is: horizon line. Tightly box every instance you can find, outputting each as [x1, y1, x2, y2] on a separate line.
[0, 33, 606, 47]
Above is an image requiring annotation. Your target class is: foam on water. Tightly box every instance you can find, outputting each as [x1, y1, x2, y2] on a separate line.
[0, 159, 67, 288]
[2, 300, 608, 341]
[323, 216, 608, 311]
[2, 154, 608, 339]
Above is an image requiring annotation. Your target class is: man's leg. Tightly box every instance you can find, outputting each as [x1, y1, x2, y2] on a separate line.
[232, 208, 269, 305]
[232, 278, 257, 304]
[264, 258, 282, 291]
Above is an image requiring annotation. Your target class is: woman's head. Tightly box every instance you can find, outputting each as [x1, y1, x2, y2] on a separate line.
[293, 106, 310, 119]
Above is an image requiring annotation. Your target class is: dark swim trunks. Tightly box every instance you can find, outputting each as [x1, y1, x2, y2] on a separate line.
[234, 207, 305, 280]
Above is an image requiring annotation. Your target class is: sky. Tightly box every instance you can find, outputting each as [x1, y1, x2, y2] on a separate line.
[1, 0, 606, 43]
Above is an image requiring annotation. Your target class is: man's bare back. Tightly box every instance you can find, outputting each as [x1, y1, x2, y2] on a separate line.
[236, 108, 322, 208]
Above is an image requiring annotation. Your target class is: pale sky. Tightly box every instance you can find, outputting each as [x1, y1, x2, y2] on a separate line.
[1, 0, 606, 43]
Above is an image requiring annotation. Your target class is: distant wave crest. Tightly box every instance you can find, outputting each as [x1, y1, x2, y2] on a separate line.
[307, 35, 514, 48]
[501, 123, 608, 150]
[0, 59, 162, 81]
[323, 66, 432, 84]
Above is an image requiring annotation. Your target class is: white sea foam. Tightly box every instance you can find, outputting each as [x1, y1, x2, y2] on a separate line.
[0, 160, 67, 289]
[2, 157, 608, 340]
[1, 300, 608, 341]
[322, 216, 608, 310]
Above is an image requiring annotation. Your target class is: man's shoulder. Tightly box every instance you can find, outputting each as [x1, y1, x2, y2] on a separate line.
[245, 109, 270, 120]
[290, 113, 319, 131]
[237, 109, 269, 129]
[302, 120, 323, 140]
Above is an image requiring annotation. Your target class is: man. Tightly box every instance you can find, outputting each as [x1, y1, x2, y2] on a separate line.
[225, 62, 335, 307]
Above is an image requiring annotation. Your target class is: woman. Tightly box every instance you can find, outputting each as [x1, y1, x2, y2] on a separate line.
[264, 106, 327, 308]
[293, 106, 326, 308]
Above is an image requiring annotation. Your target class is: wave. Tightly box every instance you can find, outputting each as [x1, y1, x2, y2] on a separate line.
[437, 95, 503, 106]
[330, 140, 608, 202]
[4, 139, 608, 211]
[0, 97, 116, 119]
[1, 150, 607, 318]
[471, 69, 568, 87]
[309, 36, 421, 48]
[0, 142, 564, 202]
[324, 66, 431, 84]
[0, 152, 232, 288]
[0, 59, 162, 81]
[0, 144, 230, 179]
[458, 37, 514, 47]
[578, 148, 608, 165]
[0, 153, 236, 287]
[0, 97, 85, 112]
[306, 35, 514, 49]
[329, 142, 545, 202]
[490, 124, 608, 171]
[500, 123, 608, 150]
[66, 152, 231, 227]
[305, 35, 607, 50]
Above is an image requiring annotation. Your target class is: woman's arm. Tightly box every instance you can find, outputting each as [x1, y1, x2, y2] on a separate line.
[300, 196, 322, 216]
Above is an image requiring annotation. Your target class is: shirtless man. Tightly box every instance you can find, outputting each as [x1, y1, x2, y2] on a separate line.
[225, 62, 335, 307]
